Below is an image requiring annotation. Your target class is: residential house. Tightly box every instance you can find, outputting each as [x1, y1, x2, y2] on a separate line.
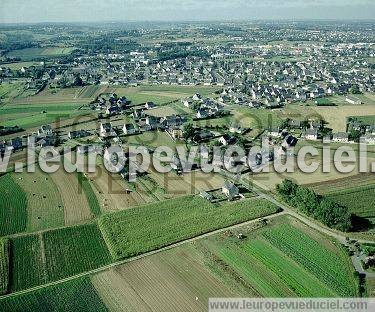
[304, 128, 318, 141]
[144, 101, 156, 110]
[332, 132, 349, 143]
[100, 123, 117, 138]
[268, 128, 281, 138]
[38, 125, 53, 136]
[222, 182, 239, 199]
[170, 127, 183, 140]
[123, 124, 137, 135]
[68, 130, 90, 140]
[219, 134, 236, 146]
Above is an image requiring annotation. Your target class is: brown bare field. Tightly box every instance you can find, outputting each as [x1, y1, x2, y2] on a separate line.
[86, 165, 149, 212]
[250, 153, 375, 191]
[283, 104, 375, 132]
[148, 167, 226, 197]
[49, 168, 93, 226]
[92, 244, 235, 312]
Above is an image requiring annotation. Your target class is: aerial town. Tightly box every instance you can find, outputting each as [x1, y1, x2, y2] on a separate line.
[0, 18, 375, 311]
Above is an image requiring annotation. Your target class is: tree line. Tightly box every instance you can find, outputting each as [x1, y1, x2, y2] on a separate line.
[276, 179, 352, 232]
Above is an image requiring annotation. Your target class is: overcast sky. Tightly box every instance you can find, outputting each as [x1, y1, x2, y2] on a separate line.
[1, 0, 374, 23]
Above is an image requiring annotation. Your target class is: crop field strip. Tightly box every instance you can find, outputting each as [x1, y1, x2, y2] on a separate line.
[0, 214, 360, 309]
[98, 195, 279, 259]
[325, 184, 375, 218]
[0, 277, 108, 312]
[260, 223, 357, 296]
[12, 170, 65, 232]
[2, 222, 112, 293]
[0, 239, 9, 295]
[196, 217, 358, 298]
[0, 175, 27, 236]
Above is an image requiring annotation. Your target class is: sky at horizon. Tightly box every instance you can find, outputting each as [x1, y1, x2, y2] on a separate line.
[0, 0, 375, 24]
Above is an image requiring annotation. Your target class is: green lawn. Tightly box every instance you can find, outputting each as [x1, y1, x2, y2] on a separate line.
[99, 195, 278, 259]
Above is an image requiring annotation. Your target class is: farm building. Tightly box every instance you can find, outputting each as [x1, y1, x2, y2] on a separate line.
[200, 191, 214, 202]
[145, 101, 156, 110]
[222, 182, 239, 199]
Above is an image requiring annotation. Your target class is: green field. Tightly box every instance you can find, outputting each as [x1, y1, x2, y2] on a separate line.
[12, 170, 65, 232]
[0, 277, 108, 312]
[99, 195, 279, 259]
[78, 173, 101, 217]
[349, 115, 375, 125]
[125, 131, 178, 149]
[7, 47, 75, 61]
[326, 184, 375, 218]
[0, 175, 27, 236]
[0, 239, 9, 295]
[260, 223, 357, 296]
[43, 223, 112, 282]
[10, 235, 46, 292]
[198, 217, 358, 297]
[0, 62, 41, 70]
[0, 82, 25, 103]
[6, 223, 111, 293]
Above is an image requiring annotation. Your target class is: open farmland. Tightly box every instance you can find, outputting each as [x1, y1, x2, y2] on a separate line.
[7, 47, 75, 60]
[326, 184, 375, 231]
[0, 239, 9, 295]
[0, 277, 108, 312]
[49, 169, 92, 225]
[305, 173, 375, 194]
[43, 223, 112, 282]
[283, 104, 375, 132]
[12, 170, 65, 232]
[98, 195, 279, 259]
[0, 174, 27, 236]
[250, 146, 375, 191]
[86, 165, 150, 212]
[92, 244, 235, 312]
[197, 216, 358, 297]
[77, 172, 102, 217]
[125, 130, 178, 149]
[9, 234, 46, 292]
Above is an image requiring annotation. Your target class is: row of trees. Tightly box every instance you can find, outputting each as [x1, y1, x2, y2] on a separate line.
[276, 179, 352, 232]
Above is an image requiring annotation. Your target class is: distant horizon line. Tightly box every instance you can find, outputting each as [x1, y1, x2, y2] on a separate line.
[0, 18, 375, 26]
